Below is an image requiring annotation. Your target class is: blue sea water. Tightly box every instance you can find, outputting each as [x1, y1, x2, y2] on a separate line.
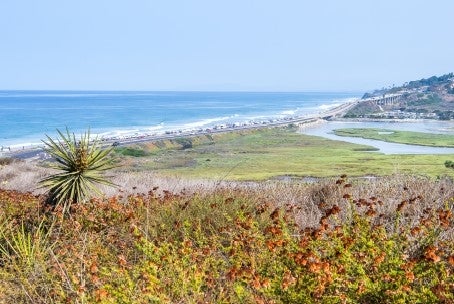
[0, 91, 358, 148]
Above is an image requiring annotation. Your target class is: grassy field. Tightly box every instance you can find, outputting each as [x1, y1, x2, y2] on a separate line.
[113, 127, 454, 180]
[334, 128, 454, 147]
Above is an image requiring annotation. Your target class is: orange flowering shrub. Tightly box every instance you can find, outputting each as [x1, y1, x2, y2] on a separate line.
[0, 176, 453, 303]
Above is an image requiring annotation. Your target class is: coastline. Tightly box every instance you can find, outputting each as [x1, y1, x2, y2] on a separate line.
[4, 97, 453, 160]
[1, 99, 359, 160]
[5, 98, 454, 160]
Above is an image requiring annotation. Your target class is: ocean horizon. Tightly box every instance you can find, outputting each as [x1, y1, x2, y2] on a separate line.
[0, 90, 359, 149]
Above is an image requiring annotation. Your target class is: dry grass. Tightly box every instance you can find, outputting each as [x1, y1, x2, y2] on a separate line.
[0, 160, 51, 194]
[0, 173, 452, 303]
[2, 160, 454, 230]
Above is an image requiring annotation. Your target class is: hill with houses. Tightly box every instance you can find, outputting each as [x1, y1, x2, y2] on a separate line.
[345, 73, 454, 120]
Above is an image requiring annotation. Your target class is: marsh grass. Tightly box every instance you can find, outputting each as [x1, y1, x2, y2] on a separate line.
[2, 128, 454, 193]
[334, 128, 454, 147]
[111, 128, 454, 180]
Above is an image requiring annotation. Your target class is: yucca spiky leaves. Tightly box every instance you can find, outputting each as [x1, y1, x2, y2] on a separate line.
[39, 128, 116, 212]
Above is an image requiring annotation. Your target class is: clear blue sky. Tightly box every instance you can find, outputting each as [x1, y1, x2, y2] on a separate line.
[1, 0, 453, 91]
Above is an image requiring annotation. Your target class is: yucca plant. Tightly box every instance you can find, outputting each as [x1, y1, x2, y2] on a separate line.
[0, 219, 54, 268]
[39, 128, 116, 212]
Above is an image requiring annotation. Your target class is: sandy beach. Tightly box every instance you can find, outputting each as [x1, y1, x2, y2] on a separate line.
[2, 100, 359, 160]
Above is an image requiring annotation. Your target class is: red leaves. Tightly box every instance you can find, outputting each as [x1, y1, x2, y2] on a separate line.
[265, 224, 282, 236]
[281, 270, 297, 290]
[270, 208, 280, 222]
[255, 202, 269, 215]
[365, 207, 376, 217]
[342, 193, 352, 199]
[437, 209, 452, 228]
[117, 254, 129, 268]
[373, 252, 386, 267]
[266, 239, 286, 252]
[397, 200, 407, 212]
[94, 288, 109, 301]
[226, 267, 239, 281]
[405, 271, 415, 282]
[448, 255, 454, 266]
[410, 226, 422, 236]
[325, 205, 340, 217]
[89, 262, 99, 274]
[424, 246, 441, 263]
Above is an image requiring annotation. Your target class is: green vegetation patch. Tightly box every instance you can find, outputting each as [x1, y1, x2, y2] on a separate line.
[408, 93, 442, 106]
[117, 128, 454, 180]
[114, 146, 151, 157]
[334, 128, 454, 147]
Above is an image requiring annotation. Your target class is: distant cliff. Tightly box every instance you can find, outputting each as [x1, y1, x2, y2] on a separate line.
[345, 73, 454, 120]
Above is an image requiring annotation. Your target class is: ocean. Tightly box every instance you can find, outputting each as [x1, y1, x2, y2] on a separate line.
[0, 91, 358, 149]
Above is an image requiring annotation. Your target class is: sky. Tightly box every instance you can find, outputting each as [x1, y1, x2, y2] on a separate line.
[1, 0, 454, 92]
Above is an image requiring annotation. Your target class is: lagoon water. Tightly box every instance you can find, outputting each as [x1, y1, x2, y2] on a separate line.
[302, 120, 454, 154]
[0, 91, 357, 148]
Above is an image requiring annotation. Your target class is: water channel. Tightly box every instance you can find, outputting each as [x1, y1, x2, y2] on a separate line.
[301, 120, 454, 155]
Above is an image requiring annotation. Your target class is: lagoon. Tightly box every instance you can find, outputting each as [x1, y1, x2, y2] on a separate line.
[302, 120, 454, 154]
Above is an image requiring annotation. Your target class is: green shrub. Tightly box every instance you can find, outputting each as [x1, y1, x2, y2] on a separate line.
[39, 129, 115, 212]
[115, 147, 150, 157]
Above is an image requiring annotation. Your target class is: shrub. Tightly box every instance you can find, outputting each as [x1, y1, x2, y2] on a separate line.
[0, 157, 14, 166]
[39, 129, 115, 212]
[1, 176, 453, 303]
[115, 147, 150, 157]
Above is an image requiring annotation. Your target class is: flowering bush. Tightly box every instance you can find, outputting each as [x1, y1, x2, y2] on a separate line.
[0, 176, 453, 303]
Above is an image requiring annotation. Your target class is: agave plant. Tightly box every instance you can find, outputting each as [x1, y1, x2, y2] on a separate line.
[39, 128, 116, 211]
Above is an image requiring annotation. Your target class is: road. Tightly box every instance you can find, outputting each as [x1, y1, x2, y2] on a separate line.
[3, 100, 360, 160]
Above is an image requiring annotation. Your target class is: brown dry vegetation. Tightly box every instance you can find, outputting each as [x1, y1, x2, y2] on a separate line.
[0, 173, 453, 303]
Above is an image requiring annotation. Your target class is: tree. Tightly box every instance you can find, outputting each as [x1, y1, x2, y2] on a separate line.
[39, 129, 116, 212]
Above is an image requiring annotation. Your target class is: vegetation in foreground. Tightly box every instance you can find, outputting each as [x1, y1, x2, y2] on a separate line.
[112, 128, 454, 180]
[0, 175, 453, 303]
[39, 129, 115, 212]
[334, 128, 454, 148]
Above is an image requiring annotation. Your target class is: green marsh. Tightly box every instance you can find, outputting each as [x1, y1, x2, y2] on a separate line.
[334, 128, 454, 147]
[116, 128, 454, 180]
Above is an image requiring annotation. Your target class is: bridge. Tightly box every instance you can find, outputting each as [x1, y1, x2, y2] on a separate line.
[363, 93, 403, 106]
[294, 99, 361, 127]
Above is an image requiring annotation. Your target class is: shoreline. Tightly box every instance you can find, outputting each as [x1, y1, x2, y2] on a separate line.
[4, 99, 453, 160]
[1, 100, 359, 160]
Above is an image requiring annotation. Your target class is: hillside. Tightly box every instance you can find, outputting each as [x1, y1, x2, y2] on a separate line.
[345, 73, 454, 119]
